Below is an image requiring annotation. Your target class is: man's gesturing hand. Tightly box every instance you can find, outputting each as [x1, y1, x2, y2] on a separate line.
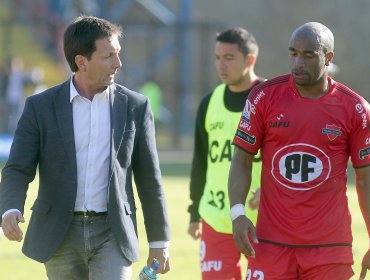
[232, 215, 258, 258]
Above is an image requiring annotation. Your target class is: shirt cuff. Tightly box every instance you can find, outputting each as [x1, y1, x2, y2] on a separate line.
[230, 204, 246, 221]
[149, 241, 170, 248]
[2, 209, 21, 220]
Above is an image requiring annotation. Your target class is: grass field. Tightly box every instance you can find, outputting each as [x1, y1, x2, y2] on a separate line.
[0, 174, 368, 280]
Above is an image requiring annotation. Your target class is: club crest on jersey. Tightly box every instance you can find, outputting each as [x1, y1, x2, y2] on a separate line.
[271, 143, 331, 191]
[242, 100, 255, 123]
[322, 124, 342, 141]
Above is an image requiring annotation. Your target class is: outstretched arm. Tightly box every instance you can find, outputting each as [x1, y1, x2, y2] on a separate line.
[228, 146, 258, 257]
[355, 166, 370, 280]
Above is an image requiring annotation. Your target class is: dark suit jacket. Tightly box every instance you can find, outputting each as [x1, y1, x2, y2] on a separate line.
[0, 79, 170, 262]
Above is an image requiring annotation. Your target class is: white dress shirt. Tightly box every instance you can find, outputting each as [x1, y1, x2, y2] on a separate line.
[70, 79, 111, 212]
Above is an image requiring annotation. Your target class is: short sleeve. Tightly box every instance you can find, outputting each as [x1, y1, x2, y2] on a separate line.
[350, 100, 370, 168]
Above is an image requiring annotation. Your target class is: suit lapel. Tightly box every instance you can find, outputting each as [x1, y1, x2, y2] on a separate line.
[109, 84, 128, 175]
[54, 80, 77, 177]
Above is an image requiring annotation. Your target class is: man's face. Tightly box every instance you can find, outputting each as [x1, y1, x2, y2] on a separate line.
[84, 35, 122, 91]
[214, 42, 248, 87]
[288, 34, 328, 87]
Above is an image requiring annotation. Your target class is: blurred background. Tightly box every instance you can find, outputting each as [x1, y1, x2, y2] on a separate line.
[0, 0, 369, 162]
[0, 1, 369, 279]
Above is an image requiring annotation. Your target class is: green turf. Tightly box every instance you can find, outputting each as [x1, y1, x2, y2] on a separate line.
[0, 175, 367, 279]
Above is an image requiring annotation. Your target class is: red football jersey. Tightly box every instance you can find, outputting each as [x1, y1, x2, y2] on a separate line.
[233, 74, 370, 246]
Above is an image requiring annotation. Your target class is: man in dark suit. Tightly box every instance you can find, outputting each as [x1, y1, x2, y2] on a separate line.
[0, 16, 170, 280]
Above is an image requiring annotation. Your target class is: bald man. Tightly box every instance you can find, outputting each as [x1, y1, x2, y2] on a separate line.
[228, 22, 370, 279]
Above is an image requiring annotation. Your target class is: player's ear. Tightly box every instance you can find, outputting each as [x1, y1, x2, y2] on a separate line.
[247, 53, 257, 66]
[325, 52, 334, 66]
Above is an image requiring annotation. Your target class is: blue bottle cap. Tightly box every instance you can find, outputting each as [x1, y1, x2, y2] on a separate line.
[151, 259, 160, 271]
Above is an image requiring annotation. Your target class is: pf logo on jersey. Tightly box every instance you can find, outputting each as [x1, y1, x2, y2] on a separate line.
[271, 143, 331, 191]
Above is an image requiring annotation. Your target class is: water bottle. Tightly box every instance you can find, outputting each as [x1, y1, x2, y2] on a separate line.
[137, 259, 160, 280]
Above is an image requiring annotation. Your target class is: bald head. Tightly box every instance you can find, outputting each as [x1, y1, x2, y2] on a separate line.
[290, 22, 334, 54]
[288, 22, 335, 93]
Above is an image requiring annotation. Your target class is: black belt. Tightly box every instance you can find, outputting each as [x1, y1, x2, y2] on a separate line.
[74, 211, 108, 217]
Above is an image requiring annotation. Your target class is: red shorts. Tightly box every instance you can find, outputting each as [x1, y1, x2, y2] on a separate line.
[247, 241, 354, 280]
[200, 220, 243, 280]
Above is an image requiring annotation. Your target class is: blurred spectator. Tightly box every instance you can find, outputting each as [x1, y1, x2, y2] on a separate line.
[140, 80, 163, 123]
[139, 80, 172, 126]
[0, 63, 9, 133]
[5, 57, 26, 134]
[30, 67, 47, 95]
[0, 63, 8, 96]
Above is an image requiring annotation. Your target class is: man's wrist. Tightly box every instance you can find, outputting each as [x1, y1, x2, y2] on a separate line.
[2, 209, 21, 220]
[230, 204, 246, 221]
[149, 241, 170, 249]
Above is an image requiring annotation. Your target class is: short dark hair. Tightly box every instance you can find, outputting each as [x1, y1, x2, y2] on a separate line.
[216, 27, 259, 57]
[63, 16, 123, 72]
